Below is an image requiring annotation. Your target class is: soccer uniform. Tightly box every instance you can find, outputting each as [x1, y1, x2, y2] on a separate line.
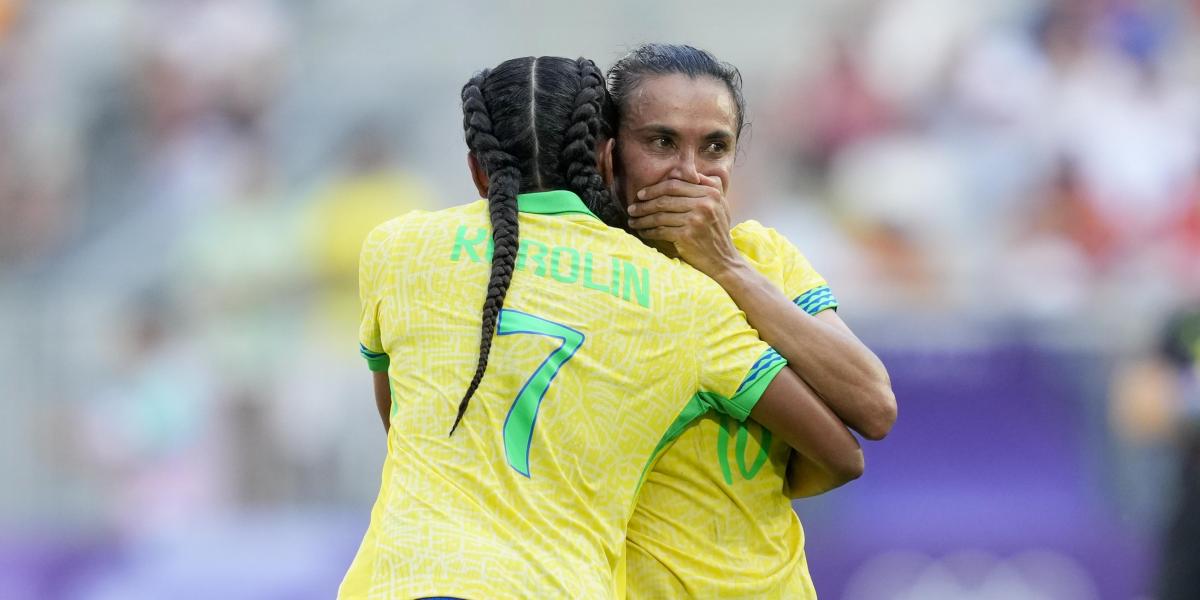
[339, 192, 788, 600]
[624, 220, 839, 600]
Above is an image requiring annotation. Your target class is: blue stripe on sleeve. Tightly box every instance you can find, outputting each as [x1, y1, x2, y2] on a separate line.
[735, 347, 785, 394]
[360, 344, 390, 371]
[794, 285, 839, 315]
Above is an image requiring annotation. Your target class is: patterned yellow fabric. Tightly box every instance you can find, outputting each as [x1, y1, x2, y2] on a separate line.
[624, 220, 837, 600]
[339, 193, 787, 600]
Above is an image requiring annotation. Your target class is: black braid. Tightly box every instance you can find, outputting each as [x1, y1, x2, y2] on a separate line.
[450, 71, 522, 436]
[562, 58, 627, 230]
[449, 57, 623, 435]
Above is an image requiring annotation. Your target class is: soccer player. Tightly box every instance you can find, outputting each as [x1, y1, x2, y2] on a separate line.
[338, 56, 864, 599]
[608, 44, 898, 598]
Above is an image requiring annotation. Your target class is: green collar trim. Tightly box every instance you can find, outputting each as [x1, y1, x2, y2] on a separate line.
[516, 190, 599, 220]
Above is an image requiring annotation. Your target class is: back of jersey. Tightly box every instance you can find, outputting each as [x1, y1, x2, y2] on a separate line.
[340, 191, 785, 600]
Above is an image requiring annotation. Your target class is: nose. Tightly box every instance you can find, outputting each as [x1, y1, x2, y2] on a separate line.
[668, 148, 701, 184]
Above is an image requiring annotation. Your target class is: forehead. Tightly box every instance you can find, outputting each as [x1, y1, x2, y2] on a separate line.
[621, 73, 737, 134]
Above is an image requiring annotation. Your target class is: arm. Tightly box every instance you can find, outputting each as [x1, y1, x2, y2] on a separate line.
[712, 265, 895, 440]
[373, 371, 391, 433]
[786, 451, 851, 498]
[629, 178, 896, 439]
[748, 367, 864, 496]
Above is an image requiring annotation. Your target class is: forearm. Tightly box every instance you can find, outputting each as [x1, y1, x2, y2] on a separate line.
[713, 262, 895, 439]
[748, 367, 864, 487]
[372, 371, 392, 433]
[786, 450, 855, 498]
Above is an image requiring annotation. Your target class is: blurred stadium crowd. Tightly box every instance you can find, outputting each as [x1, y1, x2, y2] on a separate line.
[1, 0, 1198, 598]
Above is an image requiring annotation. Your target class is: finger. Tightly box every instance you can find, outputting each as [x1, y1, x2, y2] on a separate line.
[697, 173, 723, 191]
[627, 195, 698, 216]
[636, 225, 684, 242]
[636, 178, 711, 201]
[628, 211, 690, 230]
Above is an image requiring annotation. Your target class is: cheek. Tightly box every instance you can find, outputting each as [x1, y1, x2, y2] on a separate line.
[627, 163, 664, 191]
[705, 163, 734, 193]
[619, 150, 671, 201]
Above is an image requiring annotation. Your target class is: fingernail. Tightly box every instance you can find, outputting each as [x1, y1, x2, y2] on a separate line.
[637, 189, 646, 200]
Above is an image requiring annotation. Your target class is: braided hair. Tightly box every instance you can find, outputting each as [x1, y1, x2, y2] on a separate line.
[450, 56, 625, 435]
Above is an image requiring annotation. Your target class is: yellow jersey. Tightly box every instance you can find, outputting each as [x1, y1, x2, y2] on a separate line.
[625, 220, 838, 599]
[339, 192, 788, 599]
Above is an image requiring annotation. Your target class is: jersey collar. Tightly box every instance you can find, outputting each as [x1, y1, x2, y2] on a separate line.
[516, 190, 600, 221]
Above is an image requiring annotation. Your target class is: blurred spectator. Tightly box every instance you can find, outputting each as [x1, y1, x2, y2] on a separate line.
[169, 143, 309, 505]
[171, 145, 300, 388]
[778, 36, 894, 183]
[128, 0, 288, 217]
[1111, 305, 1200, 600]
[78, 295, 226, 539]
[302, 121, 433, 340]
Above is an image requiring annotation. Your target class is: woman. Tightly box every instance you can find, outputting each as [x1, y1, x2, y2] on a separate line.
[338, 55, 863, 599]
[609, 44, 897, 599]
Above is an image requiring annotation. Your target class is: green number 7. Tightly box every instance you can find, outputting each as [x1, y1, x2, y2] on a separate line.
[497, 309, 585, 477]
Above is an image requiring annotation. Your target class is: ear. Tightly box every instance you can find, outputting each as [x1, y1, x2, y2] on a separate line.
[467, 152, 489, 198]
[597, 137, 616, 187]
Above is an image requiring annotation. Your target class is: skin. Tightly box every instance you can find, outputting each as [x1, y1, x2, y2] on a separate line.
[370, 141, 868, 483]
[614, 73, 896, 496]
[374, 371, 391, 432]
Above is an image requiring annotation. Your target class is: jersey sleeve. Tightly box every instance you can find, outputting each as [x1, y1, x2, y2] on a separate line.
[691, 278, 788, 422]
[358, 221, 393, 372]
[765, 227, 839, 316]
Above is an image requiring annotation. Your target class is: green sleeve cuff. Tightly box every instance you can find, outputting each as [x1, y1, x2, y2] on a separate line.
[698, 347, 788, 421]
[727, 357, 788, 420]
[360, 344, 390, 372]
[793, 285, 839, 315]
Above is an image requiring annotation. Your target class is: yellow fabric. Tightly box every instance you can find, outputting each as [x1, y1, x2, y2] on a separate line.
[339, 196, 785, 600]
[624, 220, 832, 600]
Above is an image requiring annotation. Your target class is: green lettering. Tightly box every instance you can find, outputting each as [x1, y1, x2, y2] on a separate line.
[717, 415, 734, 485]
[716, 416, 772, 484]
[515, 241, 529, 272]
[524, 239, 549, 276]
[622, 260, 651, 308]
[736, 422, 772, 480]
[550, 247, 580, 283]
[582, 253, 611, 294]
[610, 257, 621, 297]
[450, 225, 488, 263]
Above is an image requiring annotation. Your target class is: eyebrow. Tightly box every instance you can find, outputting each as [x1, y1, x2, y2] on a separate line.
[634, 124, 735, 141]
[634, 124, 679, 137]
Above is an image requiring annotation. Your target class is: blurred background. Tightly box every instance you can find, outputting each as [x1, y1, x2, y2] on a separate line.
[2, 0, 1199, 598]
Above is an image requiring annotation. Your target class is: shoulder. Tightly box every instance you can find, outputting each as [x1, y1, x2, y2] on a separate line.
[366, 201, 486, 245]
[730, 218, 808, 276]
[730, 219, 794, 262]
[732, 219, 831, 300]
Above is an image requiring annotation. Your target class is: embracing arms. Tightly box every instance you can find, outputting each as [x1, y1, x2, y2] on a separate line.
[709, 266, 896, 440]
[628, 177, 896, 440]
[749, 367, 865, 495]
[629, 177, 896, 497]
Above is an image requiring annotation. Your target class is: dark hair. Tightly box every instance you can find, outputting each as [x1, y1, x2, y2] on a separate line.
[607, 43, 747, 139]
[451, 56, 625, 435]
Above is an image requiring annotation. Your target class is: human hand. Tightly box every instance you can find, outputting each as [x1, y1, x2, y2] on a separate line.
[626, 174, 746, 279]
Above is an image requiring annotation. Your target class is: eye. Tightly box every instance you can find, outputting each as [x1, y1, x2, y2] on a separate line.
[649, 136, 673, 150]
[704, 141, 729, 155]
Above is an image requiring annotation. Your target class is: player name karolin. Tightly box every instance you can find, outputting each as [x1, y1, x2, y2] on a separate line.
[451, 224, 651, 308]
